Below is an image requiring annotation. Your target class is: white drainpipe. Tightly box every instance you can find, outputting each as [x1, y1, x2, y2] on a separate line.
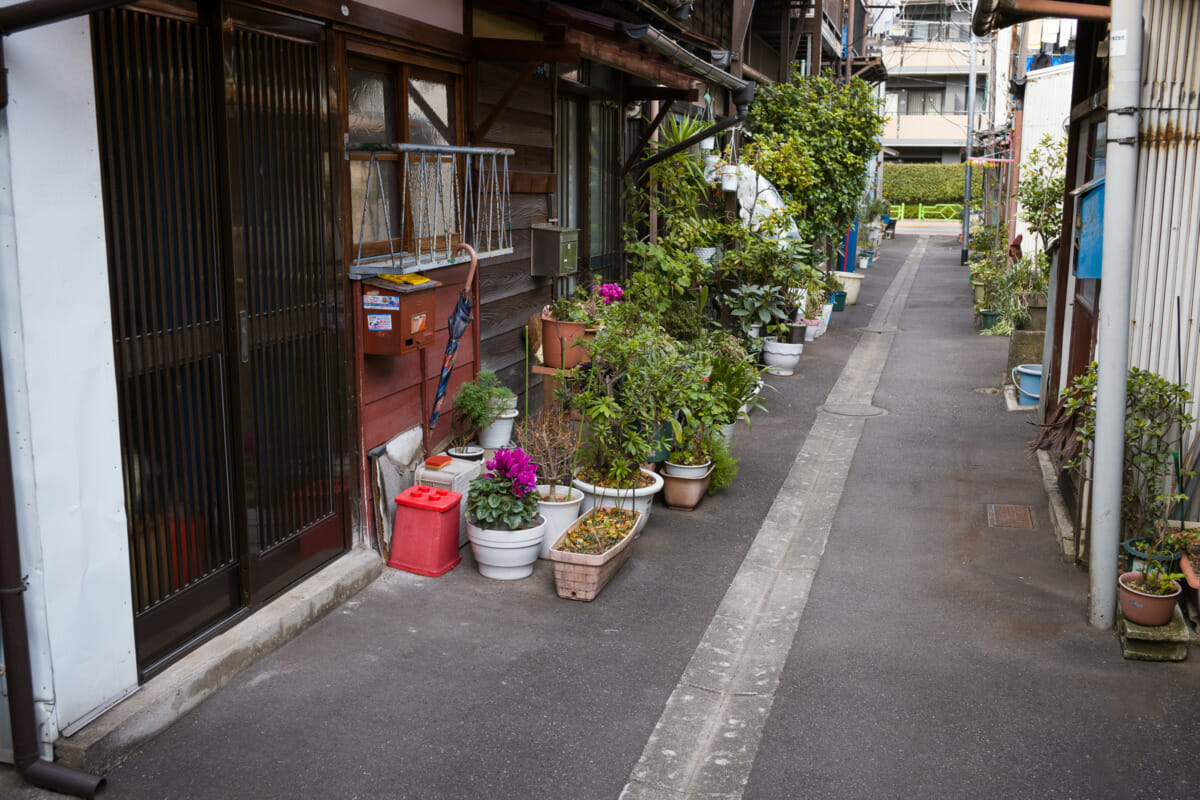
[1088, 0, 1143, 628]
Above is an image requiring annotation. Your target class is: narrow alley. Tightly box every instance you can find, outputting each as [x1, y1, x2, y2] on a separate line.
[8, 231, 1198, 799]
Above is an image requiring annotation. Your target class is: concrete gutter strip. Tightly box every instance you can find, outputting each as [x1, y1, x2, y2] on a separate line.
[56, 548, 382, 774]
[1037, 449, 1077, 563]
[621, 238, 928, 800]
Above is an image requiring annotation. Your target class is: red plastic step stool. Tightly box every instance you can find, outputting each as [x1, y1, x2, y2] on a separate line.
[388, 485, 462, 576]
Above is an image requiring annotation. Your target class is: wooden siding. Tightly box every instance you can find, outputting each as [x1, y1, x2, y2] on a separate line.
[474, 60, 557, 413]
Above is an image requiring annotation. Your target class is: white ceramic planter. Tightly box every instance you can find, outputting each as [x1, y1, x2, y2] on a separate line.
[721, 421, 736, 445]
[447, 445, 484, 461]
[762, 338, 803, 376]
[693, 246, 718, 265]
[804, 323, 818, 342]
[488, 395, 518, 415]
[467, 517, 545, 580]
[833, 271, 863, 305]
[477, 408, 519, 449]
[699, 136, 716, 152]
[573, 468, 664, 536]
[664, 460, 712, 478]
[535, 484, 583, 559]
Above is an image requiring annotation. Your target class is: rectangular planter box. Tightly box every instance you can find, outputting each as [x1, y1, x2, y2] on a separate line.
[548, 508, 641, 601]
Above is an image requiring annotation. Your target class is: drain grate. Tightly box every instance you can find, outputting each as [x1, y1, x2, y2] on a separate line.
[987, 504, 1036, 529]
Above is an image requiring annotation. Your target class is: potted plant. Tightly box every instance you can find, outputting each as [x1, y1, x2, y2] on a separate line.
[724, 283, 786, 340]
[541, 288, 600, 370]
[567, 304, 671, 533]
[453, 370, 518, 450]
[1118, 536, 1184, 626]
[515, 409, 584, 558]
[1060, 363, 1197, 622]
[761, 322, 804, 376]
[464, 447, 545, 580]
[477, 368, 517, 415]
[548, 506, 641, 601]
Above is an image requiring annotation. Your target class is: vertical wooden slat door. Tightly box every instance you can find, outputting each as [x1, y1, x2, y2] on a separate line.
[223, 5, 346, 600]
[94, 3, 347, 678]
[94, 7, 241, 675]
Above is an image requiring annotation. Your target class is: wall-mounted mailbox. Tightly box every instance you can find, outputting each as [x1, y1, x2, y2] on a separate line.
[361, 276, 441, 355]
[530, 223, 579, 276]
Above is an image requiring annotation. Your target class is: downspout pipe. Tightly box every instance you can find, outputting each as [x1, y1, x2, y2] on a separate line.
[1088, 0, 1142, 628]
[0, 351, 106, 796]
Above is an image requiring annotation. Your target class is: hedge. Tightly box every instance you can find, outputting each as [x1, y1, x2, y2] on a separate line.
[881, 163, 984, 205]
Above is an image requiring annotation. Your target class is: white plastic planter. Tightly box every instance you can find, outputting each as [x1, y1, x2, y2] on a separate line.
[477, 408, 519, 449]
[663, 460, 712, 479]
[467, 517, 545, 580]
[573, 468, 664, 536]
[762, 338, 803, 376]
[833, 271, 863, 305]
[535, 484, 583, 559]
[719, 165, 740, 191]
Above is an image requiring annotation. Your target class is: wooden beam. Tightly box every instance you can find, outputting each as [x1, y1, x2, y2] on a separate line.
[566, 29, 696, 90]
[272, 0, 465, 55]
[625, 86, 700, 103]
[470, 38, 581, 62]
[472, 59, 538, 144]
[622, 101, 673, 176]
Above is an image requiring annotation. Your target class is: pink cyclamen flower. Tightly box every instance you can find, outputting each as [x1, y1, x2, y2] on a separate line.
[597, 283, 624, 304]
[486, 447, 539, 497]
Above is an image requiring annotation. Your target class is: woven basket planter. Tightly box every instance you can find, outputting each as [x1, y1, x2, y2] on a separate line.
[548, 508, 641, 601]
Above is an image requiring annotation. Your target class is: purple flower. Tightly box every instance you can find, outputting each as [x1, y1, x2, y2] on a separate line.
[597, 283, 624, 305]
[485, 447, 539, 498]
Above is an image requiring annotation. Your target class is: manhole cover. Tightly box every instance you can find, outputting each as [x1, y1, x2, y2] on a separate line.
[987, 504, 1036, 529]
[820, 403, 888, 418]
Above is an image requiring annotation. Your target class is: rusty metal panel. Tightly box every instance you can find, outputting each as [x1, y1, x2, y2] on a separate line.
[1129, 0, 1200, 461]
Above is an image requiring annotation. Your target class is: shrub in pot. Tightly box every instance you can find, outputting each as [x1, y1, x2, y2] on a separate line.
[465, 447, 545, 580]
[453, 370, 517, 450]
[515, 409, 583, 558]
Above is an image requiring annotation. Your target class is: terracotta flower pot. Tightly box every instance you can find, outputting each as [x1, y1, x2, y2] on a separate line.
[541, 315, 588, 369]
[1118, 571, 1182, 626]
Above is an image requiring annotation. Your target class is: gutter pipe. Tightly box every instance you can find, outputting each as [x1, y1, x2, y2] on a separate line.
[623, 23, 750, 92]
[1088, 0, 1143, 628]
[1, 354, 106, 796]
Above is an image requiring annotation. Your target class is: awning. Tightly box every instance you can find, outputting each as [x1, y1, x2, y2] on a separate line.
[852, 55, 888, 84]
[973, 0, 1110, 36]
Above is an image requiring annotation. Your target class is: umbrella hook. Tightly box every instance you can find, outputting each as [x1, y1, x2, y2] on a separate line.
[455, 242, 479, 295]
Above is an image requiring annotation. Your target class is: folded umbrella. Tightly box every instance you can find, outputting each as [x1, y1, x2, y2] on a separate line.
[429, 243, 479, 429]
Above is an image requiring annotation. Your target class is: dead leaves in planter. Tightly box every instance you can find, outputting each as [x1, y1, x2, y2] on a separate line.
[559, 508, 638, 555]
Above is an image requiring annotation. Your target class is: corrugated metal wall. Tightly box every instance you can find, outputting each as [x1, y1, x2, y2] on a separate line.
[1129, 0, 1200, 458]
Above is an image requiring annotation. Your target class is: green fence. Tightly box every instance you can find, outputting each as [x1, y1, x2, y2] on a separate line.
[892, 203, 964, 221]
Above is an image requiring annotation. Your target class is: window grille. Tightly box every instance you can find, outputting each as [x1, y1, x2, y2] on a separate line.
[345, 140, 514, 277]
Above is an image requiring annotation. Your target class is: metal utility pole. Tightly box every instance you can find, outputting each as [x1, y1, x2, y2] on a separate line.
[1089, 0, 1143, 628]
[961, 30, 978, 264]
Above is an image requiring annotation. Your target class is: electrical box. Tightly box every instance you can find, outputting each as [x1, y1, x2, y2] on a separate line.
[530, 224, 579, 276]
[361, 276, 440, 355]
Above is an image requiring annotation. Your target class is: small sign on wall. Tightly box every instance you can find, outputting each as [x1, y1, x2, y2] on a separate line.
[361, 277, 440, 355]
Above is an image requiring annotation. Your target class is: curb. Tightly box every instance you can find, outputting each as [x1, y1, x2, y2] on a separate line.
[55, 548, 382, 774]
[1036, 449, 1076, 563]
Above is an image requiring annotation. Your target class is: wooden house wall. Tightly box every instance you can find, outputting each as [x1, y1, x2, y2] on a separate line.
[355, 261, 477, 454]
[692, 0, 733, 46]
[473, 61, 557, 411]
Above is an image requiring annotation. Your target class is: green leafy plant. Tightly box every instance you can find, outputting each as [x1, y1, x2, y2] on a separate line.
[882, 163, 983, 205]
[724, 284, 786, 337]
[1016, 134, 1067, 255]
[706, 432, 738, 495]
[569, 308, 685, 487]
[466, 447, 541, 531]
[1061, 363, 1196, 548]
[452, 371, 509, 448]
[746, 69, 886, 245]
